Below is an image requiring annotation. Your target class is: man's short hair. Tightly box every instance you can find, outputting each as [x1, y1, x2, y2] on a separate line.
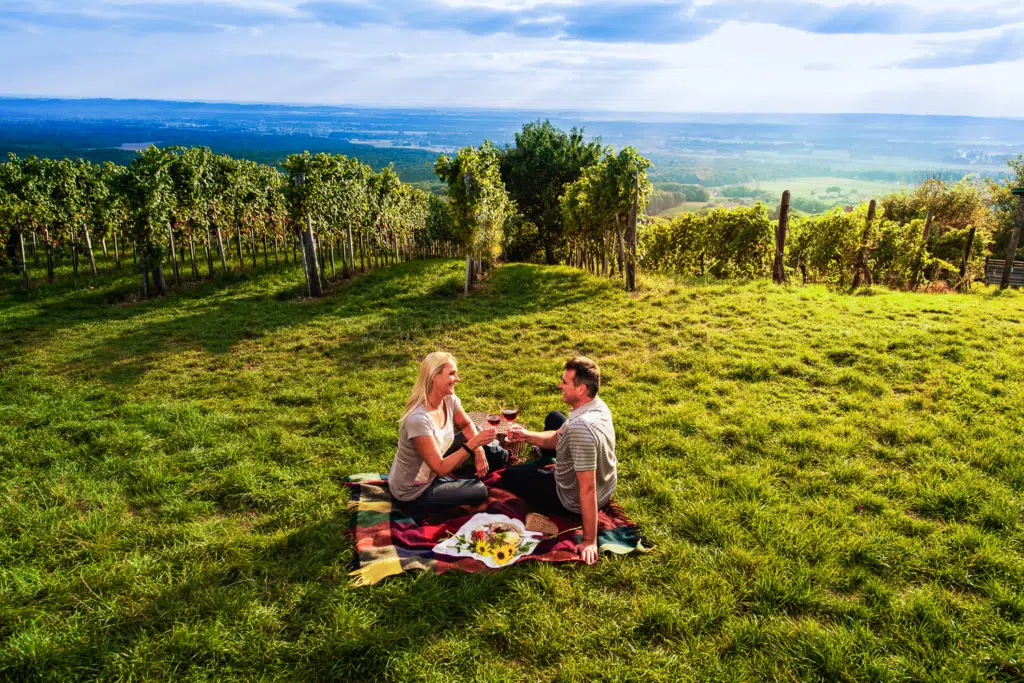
[565, 356, 600, 397]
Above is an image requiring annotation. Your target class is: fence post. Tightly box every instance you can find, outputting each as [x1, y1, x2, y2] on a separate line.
[959, 226, 976, 280]
[1001, 189, 1024, 289]
[910, 210, 933, 290]
[773, 190, 790, 284]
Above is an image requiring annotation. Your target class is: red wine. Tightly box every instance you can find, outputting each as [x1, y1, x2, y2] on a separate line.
[501, 408, 518, 421]
[487, 414, 501, 426]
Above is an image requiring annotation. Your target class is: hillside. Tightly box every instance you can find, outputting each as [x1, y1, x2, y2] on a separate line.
[2, 259, 1023, 680]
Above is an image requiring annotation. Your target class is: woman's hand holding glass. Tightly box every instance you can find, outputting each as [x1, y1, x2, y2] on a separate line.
[467, 427, 497, 450]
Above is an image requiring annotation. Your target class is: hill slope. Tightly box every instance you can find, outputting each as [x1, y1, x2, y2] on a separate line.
[1, 260, 1023, 680]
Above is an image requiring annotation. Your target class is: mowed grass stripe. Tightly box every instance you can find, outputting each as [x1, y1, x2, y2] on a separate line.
[1, 259, 1023, 681]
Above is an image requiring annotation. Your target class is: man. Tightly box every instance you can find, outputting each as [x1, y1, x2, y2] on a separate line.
[502, 356, 617, 565]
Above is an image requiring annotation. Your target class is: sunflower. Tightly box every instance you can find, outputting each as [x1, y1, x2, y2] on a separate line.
[491, 544, 516, 565]
[475, 539, 489, 556]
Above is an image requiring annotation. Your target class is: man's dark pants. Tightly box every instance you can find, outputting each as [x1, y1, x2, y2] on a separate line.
[497, 410, 572, 514]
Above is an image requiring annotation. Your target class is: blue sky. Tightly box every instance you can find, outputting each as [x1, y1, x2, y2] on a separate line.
[1, 0, 1023, 115]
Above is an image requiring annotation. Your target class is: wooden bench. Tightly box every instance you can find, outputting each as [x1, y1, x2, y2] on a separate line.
[985, 258, 1024, 287]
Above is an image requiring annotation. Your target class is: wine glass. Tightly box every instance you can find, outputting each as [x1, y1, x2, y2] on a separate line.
[485, 411, 502, 446]
[501, 405, 519, 435]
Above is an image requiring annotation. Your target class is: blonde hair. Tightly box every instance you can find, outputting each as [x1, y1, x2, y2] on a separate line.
[400, 352, 457, 424]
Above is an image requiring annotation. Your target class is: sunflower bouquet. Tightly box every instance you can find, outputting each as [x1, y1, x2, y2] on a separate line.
[434, 514, 542, 568]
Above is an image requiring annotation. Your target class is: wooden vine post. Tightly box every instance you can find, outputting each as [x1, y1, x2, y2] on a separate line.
[773, 190, 791, 284]
[346, 220, 356, 278]
[614, 214, 625, 278]
[17, 223, 28, 290]
[71, 224, 79, 277]
[959, 226, 976, 281]
[1000, 189, 1024, 289]
[294, 172, 323, 297]
[81, 223, 98, 276]
[853, 199, 876, 288]
[167, 223, 180, 285]
[910, 210, 933, 289]
[625, 172, 639, 292]
[463, 171, 474, 295]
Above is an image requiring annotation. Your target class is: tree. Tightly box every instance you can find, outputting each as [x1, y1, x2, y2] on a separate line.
[499, 120, 603, 264]
[118, 146, 175, 296]
[281, 152, 328, 296]
[881, 176, 993, 286]
[988, 155, 1024, 262]
[7, 156, 55, 282]
[605, 147, 652, 289]
[425, 193, 457, 256]
[368, 165, 402, 265]
[0, 163, 29, 287]
[435, 142, 514, 293]
[96, 162, 130, 272]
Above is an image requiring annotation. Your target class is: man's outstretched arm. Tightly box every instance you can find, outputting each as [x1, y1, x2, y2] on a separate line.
[576, 469, 599, 565]
[507, 426, 559, 451]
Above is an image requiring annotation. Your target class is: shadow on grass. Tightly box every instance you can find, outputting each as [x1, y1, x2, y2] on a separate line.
[10, 259, 622, 385]
[25, 508, 520, 680]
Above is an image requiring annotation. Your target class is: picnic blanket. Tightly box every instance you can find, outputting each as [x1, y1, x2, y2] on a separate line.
[344, 472, 651, 586]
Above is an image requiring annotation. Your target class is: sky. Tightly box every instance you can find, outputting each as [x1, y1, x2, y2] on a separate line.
[1, 0, 1023, 116]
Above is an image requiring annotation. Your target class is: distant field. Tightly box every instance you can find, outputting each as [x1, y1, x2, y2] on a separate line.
[756, 177, 906, 202]
[656, 201, 712, 218]
[655, 177, 909, 218]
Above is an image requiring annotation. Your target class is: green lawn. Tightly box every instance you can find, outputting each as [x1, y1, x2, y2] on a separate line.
[2, 259, 1023, 681]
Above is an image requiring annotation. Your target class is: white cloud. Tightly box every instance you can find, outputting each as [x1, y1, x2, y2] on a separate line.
[0, 2, 1022, 115]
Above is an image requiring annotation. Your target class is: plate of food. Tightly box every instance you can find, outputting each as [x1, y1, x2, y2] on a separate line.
[433, 513, 544, 567]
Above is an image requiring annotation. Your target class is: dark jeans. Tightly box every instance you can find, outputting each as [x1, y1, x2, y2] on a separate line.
[397, 433, 509, 517]
[534, 410, 566, 465]
[497, 411, 571, 514]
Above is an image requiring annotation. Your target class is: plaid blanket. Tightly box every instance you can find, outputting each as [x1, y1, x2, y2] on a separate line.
[345, 473, 651, 586]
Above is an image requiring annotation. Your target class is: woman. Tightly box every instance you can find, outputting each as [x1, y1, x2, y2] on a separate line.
[389, 352, 507, 514]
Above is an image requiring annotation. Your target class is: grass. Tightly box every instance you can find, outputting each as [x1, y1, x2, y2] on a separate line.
[2, 257, 1024, 681]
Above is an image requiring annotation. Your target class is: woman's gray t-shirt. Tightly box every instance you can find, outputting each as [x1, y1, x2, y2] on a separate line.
[388, 394, 460, 502]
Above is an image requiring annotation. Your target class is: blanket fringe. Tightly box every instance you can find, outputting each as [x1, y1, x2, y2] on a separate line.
[348, 556, 404, 587]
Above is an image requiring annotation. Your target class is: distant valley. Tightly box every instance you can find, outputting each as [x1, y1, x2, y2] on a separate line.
[2, 97, 1021, 214]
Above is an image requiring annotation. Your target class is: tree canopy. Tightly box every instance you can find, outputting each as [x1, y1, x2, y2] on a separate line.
[499, 120, 603, 264]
